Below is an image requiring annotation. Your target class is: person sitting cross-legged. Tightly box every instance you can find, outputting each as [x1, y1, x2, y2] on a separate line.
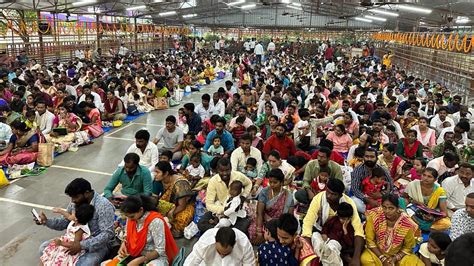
[104, 153, 153, 206]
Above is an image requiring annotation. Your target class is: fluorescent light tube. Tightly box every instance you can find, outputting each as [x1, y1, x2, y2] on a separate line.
[397, 5, 432, 14]
[72, 0, 96, 6]
[371, 9, 399, 17]
[159, 11, 177, 16]
[355, 17, 372, 23]
[227, 0, 245, 6]
[183, 13, 197, 18]
[126, 5, 146, 11]
[364, 15, 387, 22]
[240, 3, 256, 9]
[286, 4, 302, 11]
[291, 3, 302, 7]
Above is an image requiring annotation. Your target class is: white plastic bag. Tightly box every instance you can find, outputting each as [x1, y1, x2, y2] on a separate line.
[185, 85, 191, 93]
[175, 88, 184, 101]
[341, 164, 353, 193]
[184, 221, 199, 239]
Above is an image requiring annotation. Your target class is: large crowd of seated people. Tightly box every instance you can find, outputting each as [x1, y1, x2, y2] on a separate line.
[10, 40, 472, 265]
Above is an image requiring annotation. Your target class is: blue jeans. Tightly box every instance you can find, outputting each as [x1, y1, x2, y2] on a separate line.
[40, 239, 109, 266]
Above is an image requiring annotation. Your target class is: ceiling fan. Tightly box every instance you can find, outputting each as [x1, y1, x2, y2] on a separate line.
[338, 0, 405, 19]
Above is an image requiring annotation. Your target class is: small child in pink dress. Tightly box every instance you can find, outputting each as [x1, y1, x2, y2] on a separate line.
[40, 204, 95, 266]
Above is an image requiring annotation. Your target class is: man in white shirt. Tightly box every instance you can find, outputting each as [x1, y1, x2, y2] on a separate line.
[430, 107, 455, 135]
[453, 106, 473, 125]
[243, 39, 251, 52]
[120, 129, 158, 173]
[35, 101, 55, 135]
[436, 120, 470, 146]
[78, 85, 103, 112]
[256, 93, 278, 116]
[250, 38, 256, 50]
[254, 41, 264, 63]
[0, 119, 12, 150]
[118, 43, 129, 56]
[184, 227, 255, 266]
[195, 93, 212, 121]
[153, 116, 183, 161]
[442, 163, 474, 215]
[267, 39, 276, 54]
[209, 92, 225, 117]
[230, 134, 263, 175]
[427, 151, 460, 182]
[334, 100, 359, 123]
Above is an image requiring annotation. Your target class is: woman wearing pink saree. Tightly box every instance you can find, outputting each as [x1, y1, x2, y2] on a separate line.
[0, 120, 39, 165]
[249, 168, 294, 245]
[80, 102, 103, 138]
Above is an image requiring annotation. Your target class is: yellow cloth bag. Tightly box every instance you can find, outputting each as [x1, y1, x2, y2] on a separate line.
[0, 169, 9, 188]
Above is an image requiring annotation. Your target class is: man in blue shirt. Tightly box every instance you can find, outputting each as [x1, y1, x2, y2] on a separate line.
[204, 117, 234, 156]
[103, 153, 152, 201]
[184, 102, 202, 134]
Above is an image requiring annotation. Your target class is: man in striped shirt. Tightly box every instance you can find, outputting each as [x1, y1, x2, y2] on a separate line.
[350, 147, 394, 213]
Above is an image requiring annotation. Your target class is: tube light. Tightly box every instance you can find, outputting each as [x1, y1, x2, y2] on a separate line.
[72, 0, 96, 6]
[159, 11, 177, 16]
[291, 3, 302, 7]
[364, 15, 387, 22]
[397, 5, 432, 14]
[456, 16, 470, 24]
[355, 17, 372, 23]
[281, 0, 291, 3]
[286, 4, 302, 11]
[371, 9, 399, 17]
[126, 5, 146, 11]
[227, 0, 245, 6]
[183, 13, 198, 18]
[240, 3, 256, 9]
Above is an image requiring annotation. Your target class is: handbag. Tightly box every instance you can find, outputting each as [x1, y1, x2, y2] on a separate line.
[37, 139, 55, 167]
[154, 97, 168, 110]
[127, 104, 139, 116]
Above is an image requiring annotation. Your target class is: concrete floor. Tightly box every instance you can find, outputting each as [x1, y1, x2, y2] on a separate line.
[0, 80, 222, 266]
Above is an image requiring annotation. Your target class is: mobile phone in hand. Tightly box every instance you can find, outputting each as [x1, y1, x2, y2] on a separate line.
[32, 208, 41, 222]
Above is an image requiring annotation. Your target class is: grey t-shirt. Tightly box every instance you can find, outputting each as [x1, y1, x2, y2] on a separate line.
[156, 127, 183, 149]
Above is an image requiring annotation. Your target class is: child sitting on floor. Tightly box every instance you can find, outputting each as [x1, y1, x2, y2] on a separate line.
[25, 109, 37, 130]
[309, 167, 330, 195]
[361, 167, 389, 210]
[231, 116, 247, 142]
[258, 219, 297, 266]
[185, 153, 205, 187]
[213, 180, 247, 228]
[40, 204, 95, 266]
[348, 146, 365, 168]
[159, 150, 174, 169]
[313, 202, 355, 265]
[177, 107, 189, 133]
[241, 157, 258, 180]
[409, 157, 426, 181]
[181, 132, 195, 157]
[207, 136, 224, 156]
[419, 232, 451, 266]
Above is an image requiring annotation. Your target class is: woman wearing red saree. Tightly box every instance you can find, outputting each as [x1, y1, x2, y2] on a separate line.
[249, 168, 294, 245]
[80, 102, 103, 138]
[103, 195, 178, 266]
[395, 129, 423, 162]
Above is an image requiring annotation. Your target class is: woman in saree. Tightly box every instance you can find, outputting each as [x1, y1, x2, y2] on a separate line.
[259, 114, 279, 141]
[361, 193, 424, 266]
[80, 101, 103, 138]
[249, 168, 294, 245]
[400, 111, 419, 136]
[396, 129, 423, 162]
[402, 167, 451, 232]
[153, 161, 195, 238]
[45, 104, 81, 148]
[253, 150, 295, 195]
[0, 120, 39, 166]
[102, 90, 127, 121]
[102, 195, 178, 266]
[179, 140, 213, 174]
[412, 117, 436, 158]
[326, 93, 340, 116]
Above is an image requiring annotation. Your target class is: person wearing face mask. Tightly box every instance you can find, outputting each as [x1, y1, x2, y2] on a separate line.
[351, 148, 394, 213]
[185, 227, 255, 265]
[197, 158, 252, 234]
